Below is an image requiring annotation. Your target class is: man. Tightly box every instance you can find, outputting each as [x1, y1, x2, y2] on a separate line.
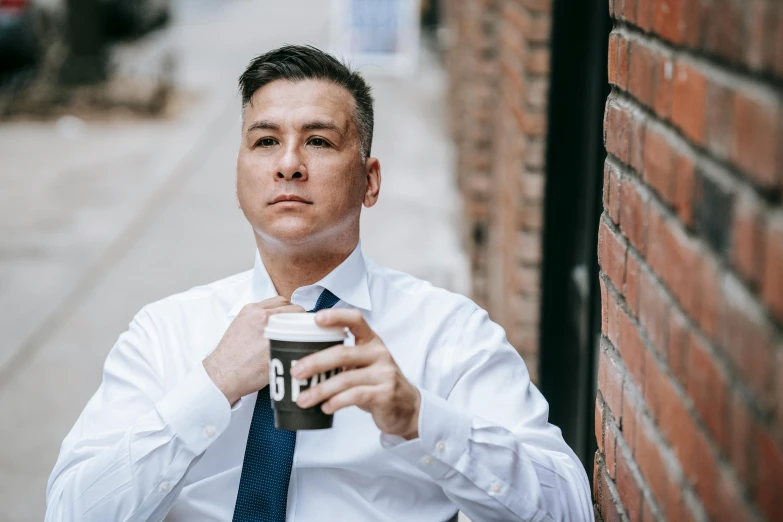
[46, 45, 592, 521]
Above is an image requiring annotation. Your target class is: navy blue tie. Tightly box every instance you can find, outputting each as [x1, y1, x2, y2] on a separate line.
[232, 288, 340, 522]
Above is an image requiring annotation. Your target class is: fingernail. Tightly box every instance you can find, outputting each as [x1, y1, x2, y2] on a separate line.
[321, 403, 331, 414]
[297, 392, 310, 407]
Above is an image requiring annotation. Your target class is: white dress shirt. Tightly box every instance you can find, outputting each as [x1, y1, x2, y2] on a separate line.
[46, 244, 593, 522]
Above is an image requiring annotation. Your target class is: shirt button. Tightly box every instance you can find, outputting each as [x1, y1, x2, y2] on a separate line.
[436, 441, 446, 453]
[160, 482, 170, 492]
[421, 455, 433, 466]
[204, 425, 216, 438]
[491, 482, 502, 494]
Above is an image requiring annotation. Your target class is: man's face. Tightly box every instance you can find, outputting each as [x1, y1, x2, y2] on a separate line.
[237, 79, 378, 248]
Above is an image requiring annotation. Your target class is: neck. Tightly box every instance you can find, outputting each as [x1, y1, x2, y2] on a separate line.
[256, 236, 358, 300]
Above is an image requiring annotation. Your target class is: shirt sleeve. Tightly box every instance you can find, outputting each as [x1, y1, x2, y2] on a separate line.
[45, 309, 233, 522]
[381, 307, 594, 522]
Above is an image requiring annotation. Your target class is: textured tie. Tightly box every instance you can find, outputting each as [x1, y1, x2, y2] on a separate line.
[232, 288, 340, 522]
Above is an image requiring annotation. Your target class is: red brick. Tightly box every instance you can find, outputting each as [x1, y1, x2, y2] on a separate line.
[642, 496, 658, 522]
[686, 334, 729, 455]
[719, 276, 776, 408]
[620, 179, 650, 256]
[643, 125, 675, 201]
[597, 396, 606, 453]
[619, 309, 647, 387]
[517, 201, 543, 230]
[671, 150, 696, 227]
[704, 0, 743, 64]
[637, 0, 654, 31]
[755, 427, 783, 522]
[603, 471, 623, 522]
[654, 54, 674, 120]
[607, 283, 621, 348]
[692, 252, 720, 341]
[665, 476, 688, 522]
[768, 4, 783, 78]
[525, 47, 550, 75]
[519, 230, 542, 263]
[521, 0, 552, 13]
[647, 204, 697, 315]
[635, 415, 668, 506]
[705, 81, 735, 162]
[599, 220, 628, 291]
[606, 101, 631, 163]
[618, 34, 630, 90]
[608, 31, 619, 85]
[617, 452, 643, 521]
[521, 170, 545, 200]
[667, 308, 689, 388]
[711, 466, 756, 522]
[601, 276, 609, 335]
[605, 162, 622, 223]
[600, 346, 624, 426]
[685, 426, 718, 503]
[671, 62, 707, 145]
[625, 252, 641, 317]
[594, 451, 602, 504]
[731, 90, 782, 190]
[653, 0, 682, 43]
[656, 367, 690, 453]
[731, 189, 765, 289]
[624, 383, 641, 453]
[762, 212, 783, 323]
[516, 265, 540, 295]
[606, 422, 618, 479]
[745, 0, 769, 70]
[629, 39, 657, 108]
[730, 391, 758, 488]
[638, 267, 669, 355]
[630, 108, 647, 174]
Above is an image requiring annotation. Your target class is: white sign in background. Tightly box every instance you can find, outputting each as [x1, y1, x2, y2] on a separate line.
[330, 0, 422, 76]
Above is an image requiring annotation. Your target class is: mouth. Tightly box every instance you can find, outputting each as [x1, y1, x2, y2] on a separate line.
[270, 194, 312, 205]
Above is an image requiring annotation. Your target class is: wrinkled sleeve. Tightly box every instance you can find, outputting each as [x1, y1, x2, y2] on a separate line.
[382, 308, 593, 522]
[45, 309, 233, 522]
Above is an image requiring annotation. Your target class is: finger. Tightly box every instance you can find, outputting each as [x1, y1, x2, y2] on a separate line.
[314, 308, 376, 343]
[296, 367, 378, 409]
[291, 342, 379, 380]
[320, 385, 378, 415]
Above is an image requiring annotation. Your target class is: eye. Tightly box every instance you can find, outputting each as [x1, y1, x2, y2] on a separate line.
[308, 138, 331, 148]
[256, 138, 277, 148]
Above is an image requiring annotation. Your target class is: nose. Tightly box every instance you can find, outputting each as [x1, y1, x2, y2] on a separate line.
[276, 145, 309, 181]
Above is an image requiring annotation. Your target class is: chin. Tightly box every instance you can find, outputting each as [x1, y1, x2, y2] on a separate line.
[255, 219, 321, 246]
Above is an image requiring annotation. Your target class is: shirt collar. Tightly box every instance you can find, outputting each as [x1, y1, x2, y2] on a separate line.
[227, 242, 372, 318]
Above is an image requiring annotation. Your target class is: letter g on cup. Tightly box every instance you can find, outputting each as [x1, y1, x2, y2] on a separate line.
[269, 358, 285, 401]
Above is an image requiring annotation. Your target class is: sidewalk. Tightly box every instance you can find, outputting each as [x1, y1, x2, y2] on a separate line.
[0, 1, 468, 519]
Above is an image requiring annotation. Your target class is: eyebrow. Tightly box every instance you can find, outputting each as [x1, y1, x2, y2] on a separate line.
[246, 120, 280, 137]
[245, 119, 345, 138]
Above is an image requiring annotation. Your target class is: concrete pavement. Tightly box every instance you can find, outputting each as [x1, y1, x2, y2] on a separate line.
[0, 1, 468, 520]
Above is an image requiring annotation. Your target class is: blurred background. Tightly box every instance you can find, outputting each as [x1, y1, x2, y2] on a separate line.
[1, 0, 782, 520]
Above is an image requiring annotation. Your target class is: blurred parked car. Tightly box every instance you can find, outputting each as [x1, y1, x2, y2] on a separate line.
[0, 0, 43, 76]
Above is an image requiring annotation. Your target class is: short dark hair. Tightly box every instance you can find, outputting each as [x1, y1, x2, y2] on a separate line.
[239, 45, 375, 159]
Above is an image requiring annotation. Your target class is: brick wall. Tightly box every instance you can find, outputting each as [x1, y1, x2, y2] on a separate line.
[446, 0, 553, 380]
[596, 1, 783, 521]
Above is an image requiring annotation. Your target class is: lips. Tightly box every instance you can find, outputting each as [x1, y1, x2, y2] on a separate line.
[270, 194, 312, 205]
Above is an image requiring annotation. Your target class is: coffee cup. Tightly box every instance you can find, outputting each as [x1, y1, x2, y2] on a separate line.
[264, 313, 347, 430]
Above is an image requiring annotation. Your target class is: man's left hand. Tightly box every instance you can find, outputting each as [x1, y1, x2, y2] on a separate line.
[291, 309, 421, 440]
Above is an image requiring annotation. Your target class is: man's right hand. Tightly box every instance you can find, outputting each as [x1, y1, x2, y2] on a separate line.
[203, 296, 305, 405]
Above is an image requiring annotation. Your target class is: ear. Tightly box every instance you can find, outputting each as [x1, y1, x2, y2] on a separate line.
[362, 157, 381, 208]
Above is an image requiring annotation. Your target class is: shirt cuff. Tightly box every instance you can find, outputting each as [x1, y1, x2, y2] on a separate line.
[156, 362, 233, 456]
[380, 388, 472, 480]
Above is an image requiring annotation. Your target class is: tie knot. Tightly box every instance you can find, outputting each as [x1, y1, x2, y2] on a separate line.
[310, 288, 340, 312]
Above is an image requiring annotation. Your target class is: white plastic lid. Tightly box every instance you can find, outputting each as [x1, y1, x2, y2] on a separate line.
[264, 313, 347, 342]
